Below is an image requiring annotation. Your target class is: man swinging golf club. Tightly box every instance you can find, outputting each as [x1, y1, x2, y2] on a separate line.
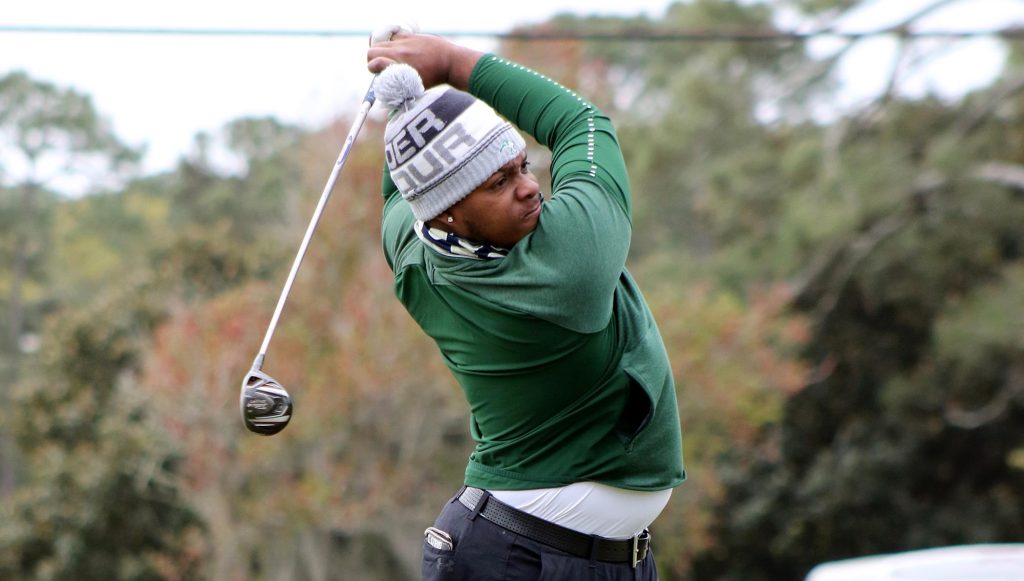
[368, 29, 685, 580]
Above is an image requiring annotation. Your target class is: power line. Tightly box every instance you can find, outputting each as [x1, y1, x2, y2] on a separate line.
[1, 24, 1023, 42]
[496, 28, 1024, 42]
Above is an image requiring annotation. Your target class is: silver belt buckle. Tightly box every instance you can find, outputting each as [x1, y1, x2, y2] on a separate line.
[632, 530, 650, 568]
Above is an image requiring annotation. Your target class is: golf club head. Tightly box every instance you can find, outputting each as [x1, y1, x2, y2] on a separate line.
[240, 368, 292, 436]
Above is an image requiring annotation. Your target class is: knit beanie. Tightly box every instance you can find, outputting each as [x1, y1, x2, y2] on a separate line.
[374, 63, 526, 221]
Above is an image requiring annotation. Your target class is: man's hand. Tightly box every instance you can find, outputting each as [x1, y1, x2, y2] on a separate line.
[367, 31, 483, 92]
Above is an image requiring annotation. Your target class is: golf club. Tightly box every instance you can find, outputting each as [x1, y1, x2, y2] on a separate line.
[239, 23, 415, 436]
[239, 80, 377, 436]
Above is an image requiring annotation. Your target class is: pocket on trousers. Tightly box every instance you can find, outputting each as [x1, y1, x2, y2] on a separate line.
[422, 527, 457, 581]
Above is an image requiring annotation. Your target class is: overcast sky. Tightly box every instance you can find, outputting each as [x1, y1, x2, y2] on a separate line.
[3, 0, 1024, 185]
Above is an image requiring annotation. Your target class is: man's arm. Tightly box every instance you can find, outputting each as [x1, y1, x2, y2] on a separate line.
[469, 56, 632, 218]
[367, 31, 630, 217]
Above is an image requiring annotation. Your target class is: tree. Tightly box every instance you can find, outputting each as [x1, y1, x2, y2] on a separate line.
[0, 86, 325, 578]
[0, 279, 207, 579]
[0, 70, 139, 355]
[0, 71, 140, 498]
[685, 2, 1024, 578]
[151, 117, 310, 299]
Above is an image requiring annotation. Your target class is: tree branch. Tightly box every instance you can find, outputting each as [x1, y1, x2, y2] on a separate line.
[945, 358, 1024, 429]
[897, 0, 967, 28]
[789, 170, 948, 318]
[814, 0, 1005, 149]
[973, 162, 1024, 190]
[954, 69, 1024, 139]
[793, 157, 1024, 315]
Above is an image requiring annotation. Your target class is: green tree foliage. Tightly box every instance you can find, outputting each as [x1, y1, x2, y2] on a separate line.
[683, 3, 1024, 578]
[0, 87, 311, 577]
[0, 183, 57, 347]
[46, 187, 169, 306]
[0, 71, 138, 186]
[691, 89, 1024, 578]
[0, 70, 139, 352]
[170, 117, 305, 234]
[0, 69, 142, 503]
[155, 118, 309, 298]
[0, 281, 206, 579]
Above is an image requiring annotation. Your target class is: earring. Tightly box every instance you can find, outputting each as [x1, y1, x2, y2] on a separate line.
[447, 216, 454, 223]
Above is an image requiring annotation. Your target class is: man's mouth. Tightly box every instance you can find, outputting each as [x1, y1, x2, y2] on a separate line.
[524, 194, 544, 218]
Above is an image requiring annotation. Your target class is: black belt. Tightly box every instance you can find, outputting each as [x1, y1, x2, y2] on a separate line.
[456, 486, 651, 568]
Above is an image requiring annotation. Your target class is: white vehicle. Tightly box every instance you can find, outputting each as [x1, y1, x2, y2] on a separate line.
[805, 544, 1024, 581]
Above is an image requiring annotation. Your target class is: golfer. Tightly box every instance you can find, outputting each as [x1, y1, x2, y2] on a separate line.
[368, 30, 685, 580]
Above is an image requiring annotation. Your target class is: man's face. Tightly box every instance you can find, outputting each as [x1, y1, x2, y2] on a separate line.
[445, 153, 542, 249]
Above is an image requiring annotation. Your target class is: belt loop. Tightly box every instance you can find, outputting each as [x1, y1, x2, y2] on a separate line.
[468, 488, 489, 521]
[450, 485, 467, 504]
[588, 535, 600, 569]
[632, 529, 650, 569]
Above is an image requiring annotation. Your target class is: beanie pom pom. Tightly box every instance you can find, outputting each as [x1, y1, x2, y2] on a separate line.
[374, 64, 425, 113]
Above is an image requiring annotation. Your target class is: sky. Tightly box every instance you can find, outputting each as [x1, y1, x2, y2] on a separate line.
[3, 0, 1024, 188]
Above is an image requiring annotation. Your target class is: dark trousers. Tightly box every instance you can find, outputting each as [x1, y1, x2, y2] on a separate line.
[421, 490, 659, 581]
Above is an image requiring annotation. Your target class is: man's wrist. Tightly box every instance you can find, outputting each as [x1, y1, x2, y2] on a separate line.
[445, 45, 485, 91]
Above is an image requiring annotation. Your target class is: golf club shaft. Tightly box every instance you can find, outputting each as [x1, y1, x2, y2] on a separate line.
[255, 79, 377, 367]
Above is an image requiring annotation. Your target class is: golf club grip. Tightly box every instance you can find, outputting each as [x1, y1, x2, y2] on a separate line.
[256, 79, 377, 359]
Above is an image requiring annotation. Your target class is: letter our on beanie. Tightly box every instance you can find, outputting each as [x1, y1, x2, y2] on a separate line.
[375, 63, 527, 221]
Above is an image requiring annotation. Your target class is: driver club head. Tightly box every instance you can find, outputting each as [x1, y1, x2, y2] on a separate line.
[240, 368, 293, 436]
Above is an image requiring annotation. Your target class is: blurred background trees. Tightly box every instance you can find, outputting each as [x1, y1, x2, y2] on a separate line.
[2, 0, 1023, 579]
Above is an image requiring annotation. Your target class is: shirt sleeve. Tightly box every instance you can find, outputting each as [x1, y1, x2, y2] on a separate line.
[380, 165, 417, 273]
[469, 55, 632, 219]
[453, 55, 634, 333]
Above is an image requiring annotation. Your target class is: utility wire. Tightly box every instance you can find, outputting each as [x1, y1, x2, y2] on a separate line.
[1, 24, 1023, 42]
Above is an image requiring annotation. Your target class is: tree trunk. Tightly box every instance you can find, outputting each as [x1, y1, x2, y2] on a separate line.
[0, 181, 35, 497]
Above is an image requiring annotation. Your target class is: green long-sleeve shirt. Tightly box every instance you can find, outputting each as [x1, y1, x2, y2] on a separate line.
[380, 55, 685, 491]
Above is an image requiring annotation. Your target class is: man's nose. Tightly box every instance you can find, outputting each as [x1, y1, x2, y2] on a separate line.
[514, 175, 540, 199]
